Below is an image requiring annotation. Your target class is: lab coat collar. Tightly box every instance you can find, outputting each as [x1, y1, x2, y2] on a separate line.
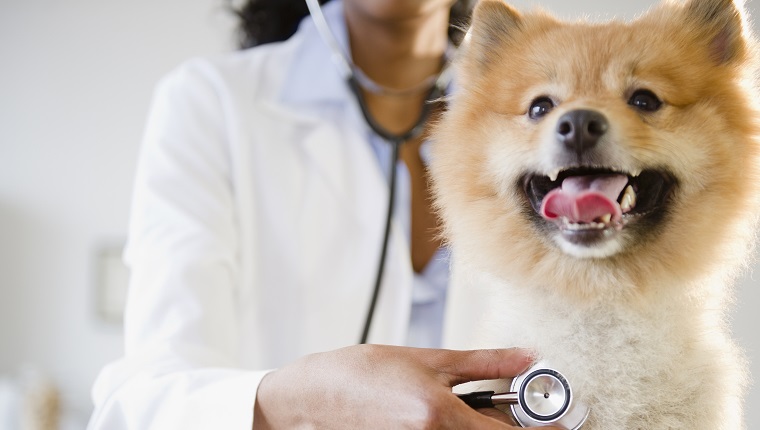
[279, 0, 352, 107]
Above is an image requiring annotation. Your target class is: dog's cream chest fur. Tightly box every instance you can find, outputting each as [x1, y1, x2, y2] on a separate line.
[444, 261, 746, 429]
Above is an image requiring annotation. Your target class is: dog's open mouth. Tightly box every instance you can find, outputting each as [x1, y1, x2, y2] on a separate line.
[522, 168, 674, 244]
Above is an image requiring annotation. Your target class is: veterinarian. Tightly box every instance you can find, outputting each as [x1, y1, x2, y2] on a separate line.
[87, 1, 556, 429]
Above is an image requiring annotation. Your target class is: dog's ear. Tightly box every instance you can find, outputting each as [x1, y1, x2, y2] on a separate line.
[464, 0, 524, 68]
[684, 0, 748, 64]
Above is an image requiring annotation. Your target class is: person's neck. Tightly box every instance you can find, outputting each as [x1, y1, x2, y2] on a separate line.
[343, 5, 450, 93]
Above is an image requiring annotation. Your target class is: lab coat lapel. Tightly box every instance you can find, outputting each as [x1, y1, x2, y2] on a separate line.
[339, 105, 415, 346]
[275, 0, 362, 210]
[296, 104, 415, 347]
[301, 120, 369, 208]
[267, 0, 413, 346]
[289, 110, 413, 347]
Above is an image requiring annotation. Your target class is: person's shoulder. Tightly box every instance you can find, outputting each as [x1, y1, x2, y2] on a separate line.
[157, 38, 303, 103]
[157, 46, 277, 88]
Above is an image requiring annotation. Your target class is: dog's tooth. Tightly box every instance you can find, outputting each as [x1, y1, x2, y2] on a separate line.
[548, 169, 560, 182]
[629, 187, 637, 208]
[620, 185, 637, 211]
[631, 169, 642, 178]
[621, 195, 631, 211]
[600, 213, 612, 224]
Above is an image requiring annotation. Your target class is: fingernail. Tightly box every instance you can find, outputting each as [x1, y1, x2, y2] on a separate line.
[509, 348, 536, 372]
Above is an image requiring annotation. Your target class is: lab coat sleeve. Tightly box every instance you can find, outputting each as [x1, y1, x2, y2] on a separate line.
[88, 59, 267, 430]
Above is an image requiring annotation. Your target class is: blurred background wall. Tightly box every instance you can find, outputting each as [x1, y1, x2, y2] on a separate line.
[0, 1, 237, 427]
[0, 0, 757, 428]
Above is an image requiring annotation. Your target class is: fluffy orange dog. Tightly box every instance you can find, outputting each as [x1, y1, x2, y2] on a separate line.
[431, 0, 760, 428]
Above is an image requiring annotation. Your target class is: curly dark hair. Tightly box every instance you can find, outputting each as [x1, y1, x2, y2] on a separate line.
[228, 0, 472, 49]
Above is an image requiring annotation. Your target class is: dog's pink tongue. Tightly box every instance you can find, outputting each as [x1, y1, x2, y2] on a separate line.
[541, 174, 628, 223]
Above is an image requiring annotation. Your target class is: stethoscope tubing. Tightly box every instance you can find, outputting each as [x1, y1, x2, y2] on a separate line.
[303, 0, 451, 344]
[457, 390, 520, 409]
[359, 139, 400, 344]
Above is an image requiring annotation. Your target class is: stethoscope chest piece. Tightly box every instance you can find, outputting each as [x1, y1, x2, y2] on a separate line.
[510, 365, 589, 429]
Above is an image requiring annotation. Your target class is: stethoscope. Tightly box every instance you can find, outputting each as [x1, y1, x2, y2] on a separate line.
[303, 0, 452, 344]
[458, 362, 590, 429]
[304, 3, 590, 428]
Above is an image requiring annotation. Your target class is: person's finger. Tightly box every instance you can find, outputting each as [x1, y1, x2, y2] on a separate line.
[441, 398, 564, 430]
[470, 403, 567, 430]
[432, 348, 535, 386]
[439, 398, 517, 430]
[462, 399, 567, 429]
[475, 407, 513, 424]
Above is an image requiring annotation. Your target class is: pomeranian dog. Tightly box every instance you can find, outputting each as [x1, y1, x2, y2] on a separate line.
[430, 0, 760, 428]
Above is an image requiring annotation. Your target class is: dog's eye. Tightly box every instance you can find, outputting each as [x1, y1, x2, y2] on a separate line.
[529, 97, 555, 120]
[628, 89, 662, 112]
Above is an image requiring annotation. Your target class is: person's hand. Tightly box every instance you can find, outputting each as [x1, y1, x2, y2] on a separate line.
[253, 344, 563, 429]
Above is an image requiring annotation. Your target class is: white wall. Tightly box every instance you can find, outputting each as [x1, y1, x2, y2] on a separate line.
[0, 0, 237, 426]
[0, 0, 758, 428]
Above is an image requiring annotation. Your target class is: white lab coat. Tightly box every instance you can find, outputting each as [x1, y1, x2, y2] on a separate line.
[88, 2, 416, 428]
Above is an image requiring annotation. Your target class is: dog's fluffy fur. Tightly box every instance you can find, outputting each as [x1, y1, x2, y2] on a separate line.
[430, 0, 760, 428]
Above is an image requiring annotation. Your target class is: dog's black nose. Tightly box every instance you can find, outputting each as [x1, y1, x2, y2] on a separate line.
[556, 109, 608, 155]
